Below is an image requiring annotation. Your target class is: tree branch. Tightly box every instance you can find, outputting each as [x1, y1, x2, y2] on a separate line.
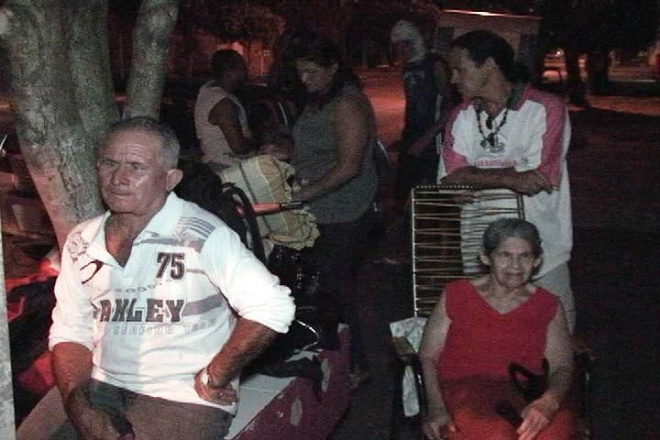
[124, 0, 179, 119]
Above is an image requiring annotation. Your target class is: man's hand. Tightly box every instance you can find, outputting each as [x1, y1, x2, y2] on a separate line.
[194, 369, 239, 406]
[65, 388, 124, 440]
[508, 170, 555, 196]
[517, 394, 560, 440]
[422, 407, 457, 440]
[407, 139, 428, 157]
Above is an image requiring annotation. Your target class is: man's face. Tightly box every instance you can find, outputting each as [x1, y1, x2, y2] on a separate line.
[295, 60, 337, 94]
[448, 47, 490, 99]
[393, 41, 413, 63]
[97, 129, 176, 219]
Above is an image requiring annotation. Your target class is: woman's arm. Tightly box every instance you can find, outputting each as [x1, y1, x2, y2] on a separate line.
[293, 93, 371, 201]
[518, 304, 574, 440]
[418, 294, 457, 439]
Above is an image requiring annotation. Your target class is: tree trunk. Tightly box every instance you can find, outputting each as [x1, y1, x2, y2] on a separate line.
[0, 214, 16, 439]
[0, 0, 179, 246]
[0, 1, 106, 247]
[124, 0, 179, 119]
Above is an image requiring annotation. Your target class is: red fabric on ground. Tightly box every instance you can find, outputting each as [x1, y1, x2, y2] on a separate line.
[441, 378, 575, 439]
[18, 351, 55, 395]
[7, 260, 59, 395]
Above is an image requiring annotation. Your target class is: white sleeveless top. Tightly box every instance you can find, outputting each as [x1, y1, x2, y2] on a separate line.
[194, 81, 252, 167]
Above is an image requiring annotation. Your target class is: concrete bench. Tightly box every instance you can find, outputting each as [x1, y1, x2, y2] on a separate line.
[227, 328, 351, 440]
[16, 329, 351, 440]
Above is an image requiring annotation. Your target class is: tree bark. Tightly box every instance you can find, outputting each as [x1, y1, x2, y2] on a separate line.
[0, 214, 16, 439]
[0, 1, 105, 246]
[124, 0, 179, 119]
[0, 0, 180, 246]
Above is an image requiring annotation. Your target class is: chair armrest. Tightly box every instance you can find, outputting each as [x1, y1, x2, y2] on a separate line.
[572, 337, 596, 367]
[391, 336, 428, 416]
[392, 336, 417, 363]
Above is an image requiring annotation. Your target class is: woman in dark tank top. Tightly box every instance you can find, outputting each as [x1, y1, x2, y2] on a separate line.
[289, 35, 377, 389]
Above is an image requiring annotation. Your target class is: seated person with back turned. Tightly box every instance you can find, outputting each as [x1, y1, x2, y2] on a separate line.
[419, 218, 574, 440]
[194, 49, 254, 172]
[47, 117, 295, 439]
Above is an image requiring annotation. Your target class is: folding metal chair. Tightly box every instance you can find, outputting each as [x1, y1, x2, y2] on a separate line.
[390, 185, 594, 439]
[410, 185, 525, 317]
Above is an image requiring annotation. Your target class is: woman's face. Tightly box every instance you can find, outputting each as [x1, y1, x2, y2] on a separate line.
[481, 236, 541, 290]
[295, 60, 337, 94]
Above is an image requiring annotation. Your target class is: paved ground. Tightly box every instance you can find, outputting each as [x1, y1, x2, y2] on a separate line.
[327, 69, 660, 440]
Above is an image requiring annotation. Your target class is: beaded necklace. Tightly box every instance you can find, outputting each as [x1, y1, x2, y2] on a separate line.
[476, 104, 509, 153]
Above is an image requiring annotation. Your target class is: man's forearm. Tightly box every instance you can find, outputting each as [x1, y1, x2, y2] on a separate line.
[442, 166, 555, 195]
[408, 120, 444, 156]
[206, 318, 278, 387]
[51, 342, 94, 404]
[441, 166, 517, 188]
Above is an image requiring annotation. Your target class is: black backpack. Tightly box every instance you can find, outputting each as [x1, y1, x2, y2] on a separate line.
[175, 161, 266, 263]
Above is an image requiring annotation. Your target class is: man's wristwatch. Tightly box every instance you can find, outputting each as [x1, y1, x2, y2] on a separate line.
[200, 365, 220, 389]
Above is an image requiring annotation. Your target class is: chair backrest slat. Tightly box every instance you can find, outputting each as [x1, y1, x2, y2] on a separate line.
[411, 185, 525, 317]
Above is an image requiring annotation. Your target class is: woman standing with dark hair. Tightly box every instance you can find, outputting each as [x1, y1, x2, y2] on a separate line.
[290, 37, 378, 387]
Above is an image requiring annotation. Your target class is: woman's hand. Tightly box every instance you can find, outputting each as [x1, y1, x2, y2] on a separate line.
[517, 394, 559, 440]
[422, 407, 457, 440]
[259, 134, 293, 161]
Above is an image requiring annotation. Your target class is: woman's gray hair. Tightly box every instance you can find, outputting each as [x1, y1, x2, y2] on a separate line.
[390, 20, 427, 63]
[103, 117, 180, 169]
[482, 218, 543, 257]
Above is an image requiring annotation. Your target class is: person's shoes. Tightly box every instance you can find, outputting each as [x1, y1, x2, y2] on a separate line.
[371, 256, 411, 266]
[318, 324, 340, 350]
[349, 367, 372, 392]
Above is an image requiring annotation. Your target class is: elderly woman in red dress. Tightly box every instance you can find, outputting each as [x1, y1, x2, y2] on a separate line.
[419, 218, 575, 440]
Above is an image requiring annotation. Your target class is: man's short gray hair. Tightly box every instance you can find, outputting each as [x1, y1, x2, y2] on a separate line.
[103, 117, 180, 168]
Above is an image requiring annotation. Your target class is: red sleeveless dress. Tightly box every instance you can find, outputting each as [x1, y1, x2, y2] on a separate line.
[436, 279, 575, 439]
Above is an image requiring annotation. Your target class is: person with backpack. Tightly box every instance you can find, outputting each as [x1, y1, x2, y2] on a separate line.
[390, 20, 455, 204]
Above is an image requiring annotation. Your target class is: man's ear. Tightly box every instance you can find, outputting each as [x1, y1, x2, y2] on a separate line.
[533, 256, 543, 269]
[479, 252, 491, 267]
[483, 57, 498, 72]
[166, 168, 183, 192]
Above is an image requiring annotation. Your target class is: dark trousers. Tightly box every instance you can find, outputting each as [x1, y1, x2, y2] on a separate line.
[314, 212, 371, 371]
[50, 380, 232, 440]
[394, 149, 439, 202]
